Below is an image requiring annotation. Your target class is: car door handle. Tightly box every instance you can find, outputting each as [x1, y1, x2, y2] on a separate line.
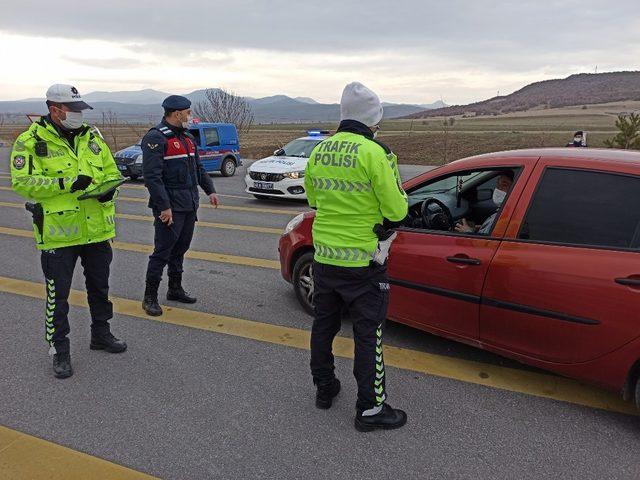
[615, 277, 640, 287]
[446, 256, 481, 266]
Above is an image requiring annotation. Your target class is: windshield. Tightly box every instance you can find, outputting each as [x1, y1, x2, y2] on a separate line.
[281, 138, 323, 157]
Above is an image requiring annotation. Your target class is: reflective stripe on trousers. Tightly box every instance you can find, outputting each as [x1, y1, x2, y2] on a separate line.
[45, 278, 55, 346]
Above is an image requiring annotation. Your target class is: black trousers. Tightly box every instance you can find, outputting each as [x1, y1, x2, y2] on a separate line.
[145, 210, 197, 284]
[310, 261, 390, 411]
[40, 241, 113, 354]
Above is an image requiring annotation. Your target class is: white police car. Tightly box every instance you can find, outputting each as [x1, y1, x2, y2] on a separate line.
[245, 131, 330, 200]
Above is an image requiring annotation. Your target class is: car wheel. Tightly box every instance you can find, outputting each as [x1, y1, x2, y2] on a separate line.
[293, 251, 314, 316]
[635, 375, 640, 409]
[221, 158, 236, 177]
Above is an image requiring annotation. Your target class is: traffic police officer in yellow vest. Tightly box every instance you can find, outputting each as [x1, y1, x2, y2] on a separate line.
[10, 84, 127, 379]
[304, 82, 409, 431]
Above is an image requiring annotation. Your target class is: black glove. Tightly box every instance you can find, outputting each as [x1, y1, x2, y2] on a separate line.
[97, 189, 116, 203]
[70, 175, 93, 193]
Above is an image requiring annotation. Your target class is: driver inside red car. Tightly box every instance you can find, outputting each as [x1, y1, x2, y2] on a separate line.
[455, 171, 514, 235]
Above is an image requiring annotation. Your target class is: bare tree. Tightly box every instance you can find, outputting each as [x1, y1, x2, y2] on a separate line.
[193, 88, 254, 133]
[99, 110, 121, 151]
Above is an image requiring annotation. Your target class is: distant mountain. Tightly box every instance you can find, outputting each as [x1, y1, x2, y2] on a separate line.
[1, 88, 442, 123]
[420, 100, 447, 109]
[295, 97, 319, 104]
[403, 71, 640, 119]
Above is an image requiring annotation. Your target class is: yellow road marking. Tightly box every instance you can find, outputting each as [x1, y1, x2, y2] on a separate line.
[0, 201, 282, 235]
[121, 181, 252, 200]
[0, 185, 304, 216]
[0, 424, 157, 479]
[0, 274, 635, 417]
[0, 226, 280, 270]
[117, 195, 303, 215]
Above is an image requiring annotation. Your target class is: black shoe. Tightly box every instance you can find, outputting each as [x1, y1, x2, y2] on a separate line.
[315, 378, 341, 409]
[90, 332, 127, 353]
[142, 281, 163, 316]
[167, 274, 197, 304]
[166, 288, 197, 303]
[354, 403, 407, 432]
[53, 352, 73, 379]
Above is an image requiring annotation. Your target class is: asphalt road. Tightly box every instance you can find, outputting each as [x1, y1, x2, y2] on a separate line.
[1, 147, 639, 479]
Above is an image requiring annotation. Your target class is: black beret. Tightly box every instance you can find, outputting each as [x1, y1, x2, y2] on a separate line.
[162, 95, 191, 111]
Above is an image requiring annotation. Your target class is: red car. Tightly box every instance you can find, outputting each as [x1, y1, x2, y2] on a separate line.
[279, 148, 640, 406]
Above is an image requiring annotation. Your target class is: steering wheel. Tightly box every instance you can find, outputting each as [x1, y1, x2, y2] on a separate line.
[421, 197, 454, 231]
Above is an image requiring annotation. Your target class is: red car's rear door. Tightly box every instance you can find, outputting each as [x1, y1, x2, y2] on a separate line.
[387, 158, 536, 343]
[480, 156, 640, 363]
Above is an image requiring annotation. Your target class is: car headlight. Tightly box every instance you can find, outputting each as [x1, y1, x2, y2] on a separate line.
[284, 171, 305, 179]
[283, 213, 304, 235]
[135, 154, 143, 165]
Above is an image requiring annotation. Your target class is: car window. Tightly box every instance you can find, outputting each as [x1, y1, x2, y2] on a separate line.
[282, 139, 323, 157]
[408, 171, 482, 199]
[405, 168, 518, 236]
[519, 168, 640, 250]
[204, 128, 220, 147]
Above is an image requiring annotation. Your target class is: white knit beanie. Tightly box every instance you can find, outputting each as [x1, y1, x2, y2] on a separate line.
[340, 82, 383, 127]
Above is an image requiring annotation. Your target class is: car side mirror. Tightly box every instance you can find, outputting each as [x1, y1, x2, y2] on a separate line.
[477, 188, 493, 201]
[274, 148, 285, 156]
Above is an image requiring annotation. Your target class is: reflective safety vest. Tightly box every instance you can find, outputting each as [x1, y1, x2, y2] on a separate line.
[304, 131, 408, 267]
[10, 119, 122, 250]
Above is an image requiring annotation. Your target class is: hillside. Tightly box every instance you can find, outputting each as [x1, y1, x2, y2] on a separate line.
[0, 89, 441, 124]
[404, 71, 640, 119]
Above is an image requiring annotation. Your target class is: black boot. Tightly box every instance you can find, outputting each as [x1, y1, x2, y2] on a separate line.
[316, 378, 340, 410]
[142, 281, 163, 316]
[90, 332, 127, 353]
[316, 378, 341, 409]
[53, 352, 73, 379]
[167, 274, 197, 304]
[354, 403, 407, 432]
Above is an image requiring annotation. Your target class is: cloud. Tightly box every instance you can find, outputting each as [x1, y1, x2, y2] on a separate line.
[60, 56, 146, 69]
[1, 1, 639, 103]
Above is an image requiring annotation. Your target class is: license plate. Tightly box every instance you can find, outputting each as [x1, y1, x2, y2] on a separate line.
[254, 181, 274, 190]
[117, 165, 127, 171]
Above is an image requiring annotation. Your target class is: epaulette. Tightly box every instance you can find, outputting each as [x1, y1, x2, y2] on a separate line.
[155, 125, 173, 138]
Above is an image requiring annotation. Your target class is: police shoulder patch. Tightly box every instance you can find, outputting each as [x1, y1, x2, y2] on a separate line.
[88, 141, 102, 155]
[13, 155, 26, 170]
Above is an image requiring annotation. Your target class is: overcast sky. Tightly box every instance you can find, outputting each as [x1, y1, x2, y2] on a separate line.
[1, 0, 639, 105]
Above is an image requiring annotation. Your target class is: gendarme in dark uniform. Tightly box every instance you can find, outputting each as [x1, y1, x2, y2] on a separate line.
[141, 95, 218, 316]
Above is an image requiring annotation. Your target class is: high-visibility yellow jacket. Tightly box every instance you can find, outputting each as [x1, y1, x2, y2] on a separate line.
[304, 130, 408, 267]
[10, 118, 122, 250]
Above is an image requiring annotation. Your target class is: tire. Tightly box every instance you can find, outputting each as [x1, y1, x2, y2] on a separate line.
[635, 375, 640, 409]
[221, 157, 236, 177]
[292, 251, 314, 316]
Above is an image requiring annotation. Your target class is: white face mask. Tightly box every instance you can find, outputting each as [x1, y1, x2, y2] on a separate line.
[493, 188, 507, 205]
[181, 114, 193, 129]
[60, 110, 84, 130]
